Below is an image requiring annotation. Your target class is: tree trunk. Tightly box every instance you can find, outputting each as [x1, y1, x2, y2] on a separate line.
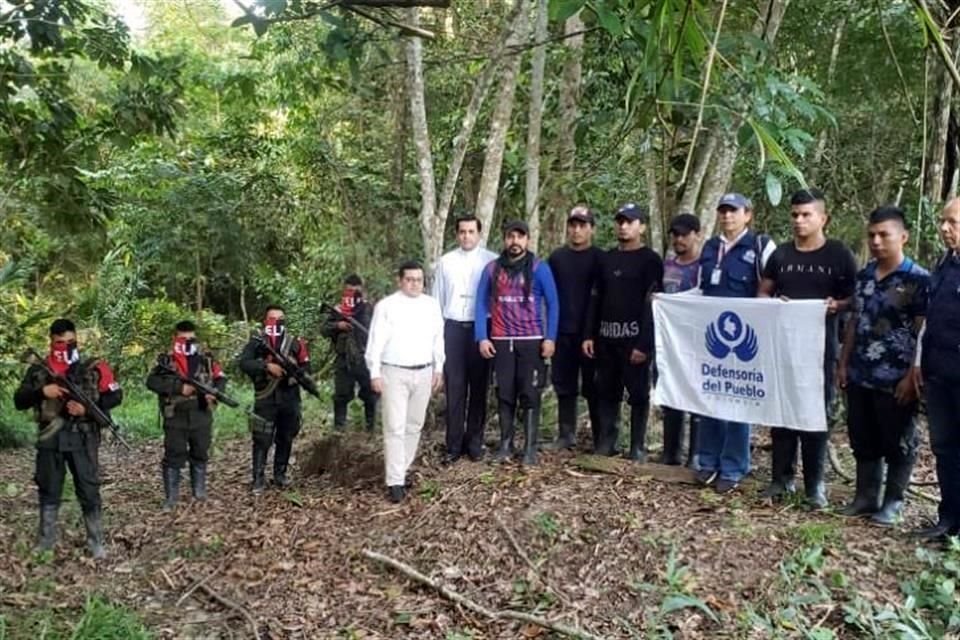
[544, 9, 585, 250]
[476, 4, 530, 243]
[691, 0, 791, 231]
[810, 16, 846, 177]
[645, 141, 664, 254]
[525, 0, 548, 253]
[405, 7, 442, 268]
[435, 1, 524, 232]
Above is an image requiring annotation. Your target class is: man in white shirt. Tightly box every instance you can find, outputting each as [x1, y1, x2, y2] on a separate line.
[431, 215, 497, 464]
[366, 260, 445, 503]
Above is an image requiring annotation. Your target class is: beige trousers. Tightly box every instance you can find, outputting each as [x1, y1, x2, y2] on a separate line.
[381, 365, 434, 487]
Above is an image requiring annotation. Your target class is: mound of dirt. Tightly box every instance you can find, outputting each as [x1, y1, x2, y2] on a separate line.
[299, 432, 384, 486]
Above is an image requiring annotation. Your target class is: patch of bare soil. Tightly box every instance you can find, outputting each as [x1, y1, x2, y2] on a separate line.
[0, 418, 944, 639]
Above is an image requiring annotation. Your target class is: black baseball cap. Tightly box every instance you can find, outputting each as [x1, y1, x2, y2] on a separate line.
[503, 219, 529, 235]
[669, 213, 701, 235]
[567, 206, 595, 225]
[615, 203, 649, 222]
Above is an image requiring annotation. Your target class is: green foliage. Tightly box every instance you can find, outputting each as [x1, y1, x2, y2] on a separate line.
[0, 596, 151, 640]
[69, 596, 152, 640]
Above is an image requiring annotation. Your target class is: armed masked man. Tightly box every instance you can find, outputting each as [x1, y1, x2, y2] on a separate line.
[14, 318, 123, 559]
[147, 320, 227, 509]
[321, 274, 377, 432]
[239, 305, 311, 493]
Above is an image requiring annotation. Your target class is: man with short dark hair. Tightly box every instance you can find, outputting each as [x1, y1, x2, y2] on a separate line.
[239, 305, 311, 493]
[838, 206, 928, 525]
[322, 274, 377, 432]
[583, 203, 663, 460]
[660, 212, 703, 466]
[147, 320, 228, 509]
[365, 260, 445, 503]
[546, 206, 602, 450]
[759, 188, 858, 509]
[14, 318, 123, 558]
[475, 220, 559, 465]
[912, 198, 960, 540]
[432, 215, 497, 463]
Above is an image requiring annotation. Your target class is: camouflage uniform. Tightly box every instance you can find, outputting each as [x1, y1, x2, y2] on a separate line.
[13, 358, 122, 558]
[146, 352, 226, 508]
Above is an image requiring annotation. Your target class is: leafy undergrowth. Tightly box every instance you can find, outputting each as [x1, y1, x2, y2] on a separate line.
[0, 423, 957, 639]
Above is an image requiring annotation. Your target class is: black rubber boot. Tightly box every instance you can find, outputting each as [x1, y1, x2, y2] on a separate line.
[83, 509, 106, 560]
[687, 416, 700, 468]
[364, 400, 377, 433]
[802, 435, 828, 510]
[626, 406, 649, 462]
[333, 400, 348, 432]
[871, 457, 914, 526]
[274, 464, 292, 488]
[661, 408, 684, 465]
[545, 395, 577, 450]
[595, 400, 621, 456]
[522, 408, 540, 466]
[190, 463, 207, 501]
[38, 504, 58, 551]
[494, 401, 516, 462]
[761, 429, 798, 499]
[839, 459, 882, 516]
[162, 466, 180, 511]
[252, 443, 268, 494]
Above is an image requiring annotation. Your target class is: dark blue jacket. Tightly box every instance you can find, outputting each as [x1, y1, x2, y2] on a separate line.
[699, 231, 770, 298]
[922, 251, 960, 381]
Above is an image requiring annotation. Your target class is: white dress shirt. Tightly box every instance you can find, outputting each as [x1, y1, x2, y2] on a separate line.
[365, 291, 445, 379]
[431, 246, 497, 321]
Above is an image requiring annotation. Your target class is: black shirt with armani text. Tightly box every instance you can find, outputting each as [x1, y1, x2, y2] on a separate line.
[762, 238, 858, 360]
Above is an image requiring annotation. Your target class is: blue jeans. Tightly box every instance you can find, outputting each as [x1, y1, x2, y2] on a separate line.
[926, 376, 960, 528]
[697, 418, 750, 481]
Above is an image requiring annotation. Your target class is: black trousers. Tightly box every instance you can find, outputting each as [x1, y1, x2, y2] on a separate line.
[443, 321, 490, 457]
[163, 421, 212, 469]
[595, 340, 651, 407]
[846, 383, 918, 463]
[551, 333, 595, 400]
[36, 442, 100, 512]
[493, 339, 546, 410]
[251, 401, 302, 473]
[333, 363, 378, 427]
[770, 356, 837, 481]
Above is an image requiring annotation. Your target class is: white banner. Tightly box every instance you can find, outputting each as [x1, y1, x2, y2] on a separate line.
[652, 293, 827, 431]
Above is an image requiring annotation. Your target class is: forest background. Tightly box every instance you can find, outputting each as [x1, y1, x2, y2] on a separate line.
[3, 1, 960, 638]
[0, 0, 956, 440]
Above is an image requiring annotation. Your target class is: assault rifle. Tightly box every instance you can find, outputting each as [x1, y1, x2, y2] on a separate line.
[320, 302, 369, 336]
[254, 333, 322, 400]
[25, 348, 134, 452]
[155, 360, 265, 421]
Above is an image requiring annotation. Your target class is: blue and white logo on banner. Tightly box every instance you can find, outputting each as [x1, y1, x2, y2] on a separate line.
[705, 311, 758, 362]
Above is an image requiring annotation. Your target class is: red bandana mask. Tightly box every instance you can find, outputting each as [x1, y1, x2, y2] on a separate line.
[172, 336, 199, 376]
[48, 340, 79, 376]
[339, 287, 360, 318]
[264, 318, 285, 349]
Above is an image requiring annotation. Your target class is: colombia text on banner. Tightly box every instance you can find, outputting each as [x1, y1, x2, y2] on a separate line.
[652, 294, 827, 431]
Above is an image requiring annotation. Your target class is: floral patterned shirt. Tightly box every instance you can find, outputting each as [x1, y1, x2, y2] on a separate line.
[848, 258, 930, 391]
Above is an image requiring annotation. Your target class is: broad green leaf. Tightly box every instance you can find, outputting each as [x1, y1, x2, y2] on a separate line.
[765, 172, 782, 207]
[549, 0, 586, 22]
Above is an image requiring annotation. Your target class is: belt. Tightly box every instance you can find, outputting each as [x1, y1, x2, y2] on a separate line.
[383, 362, 432, 370]
[445, 319, 474, 327]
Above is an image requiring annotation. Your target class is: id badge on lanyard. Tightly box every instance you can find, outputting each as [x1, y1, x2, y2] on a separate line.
[711, 242, 729, 286]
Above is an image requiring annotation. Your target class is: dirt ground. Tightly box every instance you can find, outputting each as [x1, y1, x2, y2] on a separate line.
[0, 417, 947, 639]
